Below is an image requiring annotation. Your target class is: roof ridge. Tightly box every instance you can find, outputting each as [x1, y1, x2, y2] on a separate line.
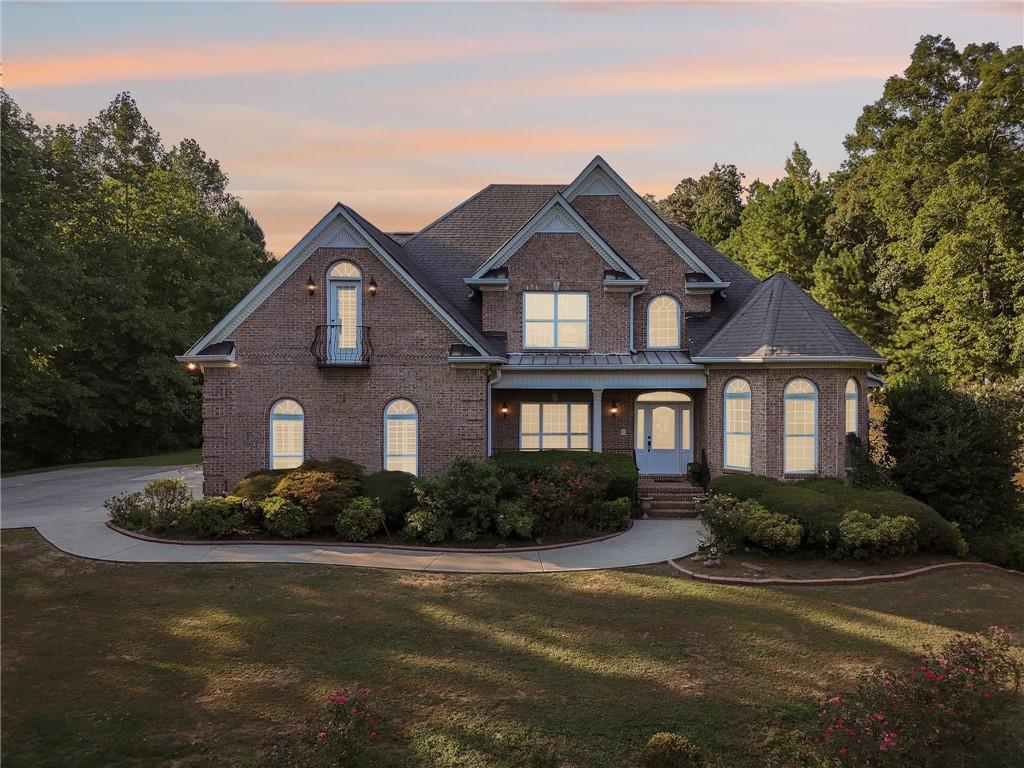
[696, 277, 771, 355]
[785, 277, 845, 351]
[763, 277, 784, 354]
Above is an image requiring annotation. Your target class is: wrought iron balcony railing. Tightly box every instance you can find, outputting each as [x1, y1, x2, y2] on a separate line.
[311, 325, 372, 367]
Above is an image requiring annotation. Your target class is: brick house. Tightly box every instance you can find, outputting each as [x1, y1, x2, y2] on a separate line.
[180, 157, 885, 496]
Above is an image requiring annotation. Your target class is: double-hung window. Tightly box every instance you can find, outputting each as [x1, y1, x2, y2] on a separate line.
[723, 378, 752, 471]
[270, 399, 304, 469]
[523, 292, 588, 349]
[520, 402, 589, 450]
[845, 378, 859, 435]
[784, 379, 818, 474]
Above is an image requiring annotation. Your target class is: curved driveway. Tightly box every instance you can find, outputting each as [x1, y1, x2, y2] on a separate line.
[1, 465, 703, 573]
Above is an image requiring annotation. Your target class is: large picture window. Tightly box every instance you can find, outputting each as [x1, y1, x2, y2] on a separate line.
[784, 378, 818, 474]
[520, 402, 589, 450]
[723, 378, 751, 471]
[270, 399, 304, 469]
[384, 399, 418, 475]
[647, 296, 681, 349]
[523, 292, 588, 349]
[845, 378, 859, 435]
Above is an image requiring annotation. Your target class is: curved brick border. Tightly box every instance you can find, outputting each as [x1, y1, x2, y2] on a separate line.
[665, 557, 1024, 586]
[105, 519, 632, 554]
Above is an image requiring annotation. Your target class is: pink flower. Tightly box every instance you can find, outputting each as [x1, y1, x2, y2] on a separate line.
[879, 731, 897, 751]
[316, 731, 327, 741]
[370, 731, 378, 739]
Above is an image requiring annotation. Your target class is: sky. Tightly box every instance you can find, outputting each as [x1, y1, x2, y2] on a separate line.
[3, 1, 1021, 256]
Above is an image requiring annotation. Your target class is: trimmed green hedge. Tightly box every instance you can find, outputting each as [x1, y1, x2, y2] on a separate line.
[491, 450, 638, 503]
[710, 475, 966, 555]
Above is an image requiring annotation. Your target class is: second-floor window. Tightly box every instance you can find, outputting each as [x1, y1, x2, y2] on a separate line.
[647, 295, 681, 349]
[523, 291, 588, 349]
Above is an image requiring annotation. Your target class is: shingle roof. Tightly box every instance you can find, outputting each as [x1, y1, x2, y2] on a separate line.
[693, 273, 885, 362]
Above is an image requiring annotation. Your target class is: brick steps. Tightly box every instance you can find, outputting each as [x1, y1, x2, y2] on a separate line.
[638, 476, 706, 519]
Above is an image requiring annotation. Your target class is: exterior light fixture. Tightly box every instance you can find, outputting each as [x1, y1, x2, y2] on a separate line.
[186, 362, 198, 372]
[610, 402, 620, 415]
[305, 276, 316, 295]
[499, 403, 510, 416]
[368, 278, 378, 295]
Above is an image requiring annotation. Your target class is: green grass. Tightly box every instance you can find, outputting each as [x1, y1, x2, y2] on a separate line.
[2, 448, 202, 476]
[2, 530, 1022, 768]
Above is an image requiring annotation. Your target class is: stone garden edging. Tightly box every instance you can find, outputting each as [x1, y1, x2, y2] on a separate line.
[665, 557, 1024, 586]
[104, 519, 633, 554]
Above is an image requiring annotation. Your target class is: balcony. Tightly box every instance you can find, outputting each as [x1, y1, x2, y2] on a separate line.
[311, 325, 372, 367]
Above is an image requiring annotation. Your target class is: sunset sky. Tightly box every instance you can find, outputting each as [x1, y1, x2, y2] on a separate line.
[3, 1, 1021, 256]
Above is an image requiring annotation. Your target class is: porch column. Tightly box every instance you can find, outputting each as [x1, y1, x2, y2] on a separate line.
[592, 389, 603, 453]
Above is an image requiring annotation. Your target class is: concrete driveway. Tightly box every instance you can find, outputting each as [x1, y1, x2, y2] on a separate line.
[1, 465, 703, 573]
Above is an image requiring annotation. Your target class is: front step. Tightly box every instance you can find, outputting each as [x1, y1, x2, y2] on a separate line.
[639, 476, 706, 519]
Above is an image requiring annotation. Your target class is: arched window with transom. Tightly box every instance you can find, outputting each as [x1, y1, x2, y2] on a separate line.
[647, 296, 681, 349]
[270, 399, 304, 469]
[784, 379, 818, 474]
[724, 378, 751, 471]
[384, 399, 418, 474]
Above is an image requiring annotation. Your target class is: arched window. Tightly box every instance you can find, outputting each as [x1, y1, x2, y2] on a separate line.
[270, 399, 304, 469]
[724, 378, 751, 471]
[327, 261, 362, 361]
[784, 379, 818, 474]
[384, 399, 418, 474]
[647, 296, 681, 349]
[845, 378, 859, 436]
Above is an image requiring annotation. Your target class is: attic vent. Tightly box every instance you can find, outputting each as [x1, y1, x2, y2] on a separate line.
[537, 210, 575, 233]
[573, 171, 617, 196]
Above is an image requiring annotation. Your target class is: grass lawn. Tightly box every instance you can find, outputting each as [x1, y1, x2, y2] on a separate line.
[2, 530, 1022, 768]
[2, 448, 202, 476]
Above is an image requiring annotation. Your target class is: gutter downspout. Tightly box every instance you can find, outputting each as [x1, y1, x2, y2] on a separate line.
[628, 286, 647, 353]
[486, 367, 502, 456]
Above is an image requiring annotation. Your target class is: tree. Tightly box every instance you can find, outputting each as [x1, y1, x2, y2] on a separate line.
[650, 163, 744, 245]
[0, 91, 274, 469]
[719, 144, 830, 286]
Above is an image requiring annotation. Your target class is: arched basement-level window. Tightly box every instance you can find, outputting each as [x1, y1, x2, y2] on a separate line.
[724, 378, 752, 471]
[384, 399, 418, 475]
[845, 378, 859, 436]
[270, 399, 304, 469]
[647, 296, 681, 349]
[784, 378, 818, 474]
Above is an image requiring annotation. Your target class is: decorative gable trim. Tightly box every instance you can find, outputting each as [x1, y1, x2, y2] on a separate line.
[563, 156, 727, 286]
[183, 204, 491, 358]
[466, 193, 642, 285]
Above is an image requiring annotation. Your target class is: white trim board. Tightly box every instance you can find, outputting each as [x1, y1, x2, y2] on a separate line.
[468, 193, 642, 282]
[563, 156, 726, 285]
[183, 204, 490, 358]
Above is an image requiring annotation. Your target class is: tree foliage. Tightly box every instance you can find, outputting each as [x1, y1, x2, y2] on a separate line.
[1, 91, 273, 469]
[649, 162, 744, 246]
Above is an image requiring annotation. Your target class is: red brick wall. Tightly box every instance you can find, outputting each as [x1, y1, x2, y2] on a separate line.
[481, 232, 631, 353]
[703, 367, 871, 481]
[200, 246, 487, 494]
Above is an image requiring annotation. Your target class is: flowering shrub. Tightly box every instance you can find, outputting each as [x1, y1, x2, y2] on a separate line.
[637, 732, 703, 768]
[814, 626, 1022, 766]
[527, 460, 608, 535]
[143, 477, 194, 530]
[104, 491, 152, 530]
[696, 494, 750, 552]
[334, 496, 384, 542]
[838, 510, 919, 559]
[698, 494, 803, 553]
[260, 496, 310, 539]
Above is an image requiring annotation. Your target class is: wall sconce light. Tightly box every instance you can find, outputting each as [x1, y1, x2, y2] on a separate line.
[185, 362, 198, 372]
[610, 402, 620, 415]
[368, 278, 378, 295]
[499, 403, 510, 416]
[305, 276, 316, 295]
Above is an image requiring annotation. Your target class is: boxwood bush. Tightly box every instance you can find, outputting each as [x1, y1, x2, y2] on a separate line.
[710, 475, 965, 556]
[362, 470, 416, 530]
[260, 496, 310, 539]
[232, 469, 290, 502]
[182, 496, 247, 539]
[334, 496, 385, 542]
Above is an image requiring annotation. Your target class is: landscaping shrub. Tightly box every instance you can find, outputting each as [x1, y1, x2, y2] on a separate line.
[698, 494, 802, 553]
[492, 450, 638, 504]
[526, 459, 610, 536]
[273, 471, 360, 529]
[362, 470, 416, 530]
[260, 496, 310, 539]
[411, 458, 501, 541]
[966, 523, 1024, 571]
[298, 457, 364, 482]
[846, 433, 894, 490]
[104, 492, 152, 531]
[838, 510, 919, 559]
[334, 496, 384, 542]
[142, 477, 194, 531]
[743, 506, 803, 553]
[232, 468, 290, 502]
[595, 497, 633, 533]
[494, 498, 535, 539]
[181, 496, 246, 539]
[404, 505, 451, 544]
[709, 473, 776, 501]
[882, 372, 1020, 531]
[696, 494, 751, 552]
[814, 627, 1022, 766]
[636, 732, 702, 768]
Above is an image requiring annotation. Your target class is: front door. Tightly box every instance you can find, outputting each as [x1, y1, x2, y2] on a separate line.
[635, 401, 692, 475]
[327, 281, 360, 362]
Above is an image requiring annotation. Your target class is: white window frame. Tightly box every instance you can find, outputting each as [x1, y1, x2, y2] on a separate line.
[384, 399, 419, 475]
[522, 291, 589, 350]
[646, 295, 681, 350]
[723, 378, 752, 471]
[519, 402, 590, 451]
[845, 377, 859, 436]
[784, 378, 818, 475]
[269, 398, 304, 469]
[326, 260, 363, 361]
